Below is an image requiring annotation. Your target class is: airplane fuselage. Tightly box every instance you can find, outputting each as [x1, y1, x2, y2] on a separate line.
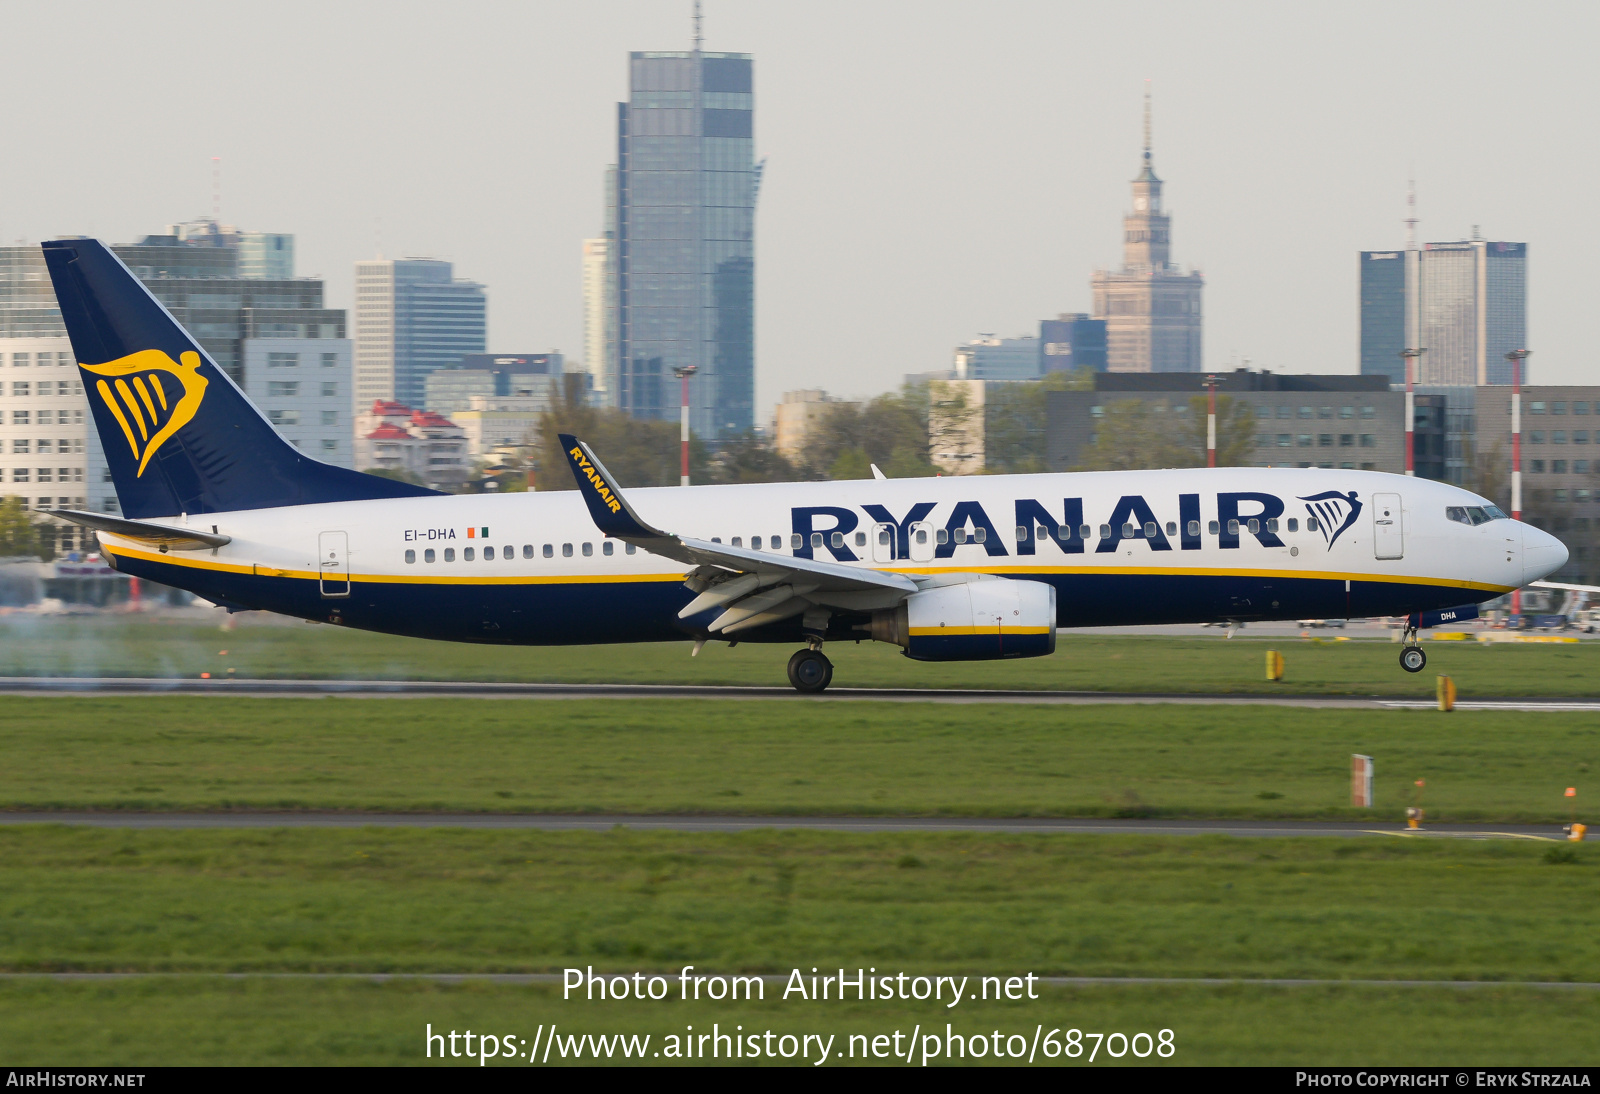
[97, 466, 1534, 647]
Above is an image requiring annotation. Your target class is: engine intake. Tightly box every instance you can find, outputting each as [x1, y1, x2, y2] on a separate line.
[866, 578, 1056, 662]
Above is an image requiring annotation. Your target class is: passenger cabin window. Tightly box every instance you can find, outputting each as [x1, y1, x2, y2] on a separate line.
[731, 537, 742, 547]
[1078, 525, 1091, 540]
[954, 528, 967, 544]
[562, 543, 573, 557]
[1187, 520, 1201, 536]
[1099, 524, 1112, 539]
[1228, 520, 1240, 535]
[914, 528, 929, 546]
[543, 544, 553, 558]
[810, 532, 824, 548]
[1166, 522, 1177, 535]
[444, 548, 455, 562]
[1247, 519, 1259, 534]
[522, 545, 533, 558]
[603, 542, 614, 556]
[830, 531, 844, 548]
[626, 544, 637, 554]
[582, 542, 593, 557]
[790, 534, 803, 549]
[1208, 520, 1219, 535]
[463, 547, 475, 561]
[1306, 517, 1320, 532]
[1287, 518, 1299, 532]
[1145, 522, 1158, 537]
[425, 549, 436, 563]
[1266, 518, 1279, 533]
[502, 545, 512, 558]
[405, 549, 416, 564]
[937, 529, 950, 544]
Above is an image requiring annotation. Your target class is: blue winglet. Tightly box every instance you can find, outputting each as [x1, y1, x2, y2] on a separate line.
[558, 434, 669, 541]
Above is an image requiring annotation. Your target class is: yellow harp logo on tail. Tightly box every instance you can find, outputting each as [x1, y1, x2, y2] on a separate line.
[79, 350, 208, 477]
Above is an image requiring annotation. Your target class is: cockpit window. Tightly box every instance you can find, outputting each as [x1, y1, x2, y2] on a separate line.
[1449, 504, 1507, 525]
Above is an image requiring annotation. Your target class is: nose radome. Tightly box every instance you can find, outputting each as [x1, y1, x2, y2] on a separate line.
[1522, 524, 1569, 585]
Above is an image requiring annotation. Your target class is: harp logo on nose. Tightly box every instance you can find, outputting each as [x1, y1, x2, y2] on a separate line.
[79, 349, 209, 477]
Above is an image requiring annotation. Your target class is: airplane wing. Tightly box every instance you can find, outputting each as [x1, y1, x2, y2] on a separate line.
[558, 434, 916, 634]
[1529, 580, 1600, 594]
[48, 508, 232, 552]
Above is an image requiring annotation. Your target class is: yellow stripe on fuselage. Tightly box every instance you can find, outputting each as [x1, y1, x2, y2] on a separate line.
[100, 541, 1515, 596]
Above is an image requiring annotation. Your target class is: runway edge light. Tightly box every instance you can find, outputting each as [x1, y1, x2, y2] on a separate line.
[1566, 787, 1586, 842]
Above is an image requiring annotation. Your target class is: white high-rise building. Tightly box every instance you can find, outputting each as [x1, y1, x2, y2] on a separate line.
[353, 258, 486, 410]
[0, 249, 113, 532]
[582, 238, 610, 396]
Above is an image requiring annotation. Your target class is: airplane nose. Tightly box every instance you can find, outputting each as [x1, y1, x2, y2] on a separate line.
[1521, 523, 1569, 585]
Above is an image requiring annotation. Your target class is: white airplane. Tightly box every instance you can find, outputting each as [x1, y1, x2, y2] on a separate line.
[41, 239, 1569, 691]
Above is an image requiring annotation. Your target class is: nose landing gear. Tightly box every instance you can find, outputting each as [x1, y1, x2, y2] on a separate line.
[787, 648, 833, 693]
[1398, 617, 1427, 673]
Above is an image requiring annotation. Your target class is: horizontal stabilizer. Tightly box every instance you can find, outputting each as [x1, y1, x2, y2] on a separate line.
[49, 509, 231, 551]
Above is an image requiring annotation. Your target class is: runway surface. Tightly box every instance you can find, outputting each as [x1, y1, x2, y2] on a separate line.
[0, 812, 1566, 840]
[2, 676, 1598, 711]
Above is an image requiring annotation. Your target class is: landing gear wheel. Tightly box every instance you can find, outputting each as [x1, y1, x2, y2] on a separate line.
[787, 648, 833, 693]
[1399, 646, 1427, 673]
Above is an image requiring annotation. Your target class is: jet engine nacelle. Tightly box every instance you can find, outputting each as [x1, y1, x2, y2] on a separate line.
[867, 578, 1056, 661]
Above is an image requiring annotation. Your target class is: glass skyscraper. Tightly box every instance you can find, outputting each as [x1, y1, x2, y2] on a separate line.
[354, 258, 486, 410]
[1359, 251, 1407, 384]
[1357, 240, 1527, 387]
[611, 50, 755, 438]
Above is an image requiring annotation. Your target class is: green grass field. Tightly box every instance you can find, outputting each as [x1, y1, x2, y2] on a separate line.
[2, 616, 1596, 696]
[4, 979, 1596, 1066]
[1, 696, 1593, 822]
[3, 828, 1593, 979]
[4, 620, 1596, 1065]
[2, 829, 1598, 1065]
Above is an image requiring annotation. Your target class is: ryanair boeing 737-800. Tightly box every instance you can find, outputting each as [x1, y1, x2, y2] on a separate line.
[39, 239, 1569, 691]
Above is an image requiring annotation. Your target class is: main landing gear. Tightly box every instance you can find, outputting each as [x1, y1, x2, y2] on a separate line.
[1398, 617, 1427, 673]
[787, 647, 833, 693]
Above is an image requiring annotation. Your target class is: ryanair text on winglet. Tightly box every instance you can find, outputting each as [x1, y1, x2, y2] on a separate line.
[570, 446, 623, 514]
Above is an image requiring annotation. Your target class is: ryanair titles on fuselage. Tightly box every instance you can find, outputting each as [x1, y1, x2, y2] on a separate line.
[788, 489, 1362, 561]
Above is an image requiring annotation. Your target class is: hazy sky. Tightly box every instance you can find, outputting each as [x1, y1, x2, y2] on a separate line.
[2, 1, 1595, 408]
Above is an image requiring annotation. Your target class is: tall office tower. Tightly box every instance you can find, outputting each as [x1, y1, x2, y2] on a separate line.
[610, 39, 756, 437]
[1419, 239, 1527, 386]
[1359, 251, 1407, 384]
[1, 229, 353, 522]
[1358, 236, 1527, 387]
[353, 258, 486, 409]
[581, 237, 611, 397]
[1089, 92, 1204, 373]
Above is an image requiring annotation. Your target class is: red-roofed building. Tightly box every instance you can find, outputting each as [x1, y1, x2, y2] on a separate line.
[355, 400, 467, 486]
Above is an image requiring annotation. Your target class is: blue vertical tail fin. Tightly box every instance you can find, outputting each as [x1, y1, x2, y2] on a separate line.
[42, 238, 440, 519]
